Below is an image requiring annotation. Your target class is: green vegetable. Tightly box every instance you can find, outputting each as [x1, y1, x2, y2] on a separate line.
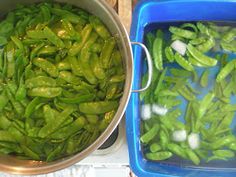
[200, 69, 210, 87]
[153, 30, 163, 70]
[141, 22, 236, 165]
[187, 44, 217, 67]
[0, 2, 124, 161]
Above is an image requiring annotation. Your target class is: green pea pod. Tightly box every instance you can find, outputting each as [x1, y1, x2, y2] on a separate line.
[181, 23, 198, 33]
[169, 26, 197, 39]
[0, 130, 17, 143]
[216, 59, 236, 82]
[165, 47, 175, 63]
[21, 145, 40, 160]
[38, 107, 74, 138]
[198, 92, 215, 119]
[59, 94, 95, 104]
[146, 32, 155, 53]
[216, 112, 234, 132]
[25, 76, 56, 88]
[223, 81, 234, 97]
[222, 40, 236, 53]
[177, 85, 196, 101]
[0, 90, 9, 110]
[37, 45, 57, 56]
[32, 57, 59, 77]
[186, 149, 200, 165]
[211, 135, 235, 149]
[0, 113, 11, 130]
[89, 15, 110, 39]
[46, 143, 65, 162]
[79, 101, 118, 114]
[190, 37, 206, 45]
[28, 87, 62, 98]
[160, 130, 169, 149]
[188, 57, 209, 68]
[109, 74, 125, 83]
[24, 97, 46, 118]
[27, 30, 45, 39]
[153, 30, 163, 70]
[213, 150, 234, 158]
[6, 42, 15, 78]
[170, 68, 192, 78]
[58, 71, 81, 84]
[187, 44, 217, 67]
[197, 22, 210, 35]
[69, 24, 92, 56]
[100, 37, 116, 69]
[6, 89, 24, 115]
[154, 68, 167, 95]
[80, 48, 97, 84]
[10, 36, 24, 52]
[57, 58, 71, 71]
[146, 151, 172, 161]
[196, 37, 215, 53]
[222, 28, 236, 43]
[43, 26, 65, 48]
[30, 42, 45, 60]
[90, 53, 106, 80]
[167, 143, 188, 159]
[15, 77, 26, 101]
[51, 116, 85, 140]
[229, 142, 236, 151]
[61, 19, 81, 41]
[200, 69, 210, 87]
[51, 8, 86, 25]
[174, 53, 194, 71]
[140, 124, 159, 144]
[150, 143, 162, 153]
[206, 156, 227, 163]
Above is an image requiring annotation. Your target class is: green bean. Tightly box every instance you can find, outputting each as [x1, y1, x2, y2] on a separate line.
[200, 69, 210, 87]
[150, 143, 162, 153]
[169, 26, 197, 39]
[167, 143, 188, 159]
[177, 85, 196, 101]
[153, 30, 163, 70]
[196, 37, 215, 53]
[213, 150, 234, 158]
[174, 53, 194, 71]
[25, 76, 56, 88]
[89, 15, 110, 39]
[79, 101, 118, 114]
[187, 44, 217, 67]
[146, 151, 172, 161]
[100, 37, 116, 69]
[186, 149, 200, 165]
[140, 124, 159, 144]
[154, 68, 167, 95]
[216, 59, 236, 82]
[32, 57, 58, 77]
[164, 47, 175, 63]
[28, 87, 62, 98]
[38, 107, 74, 138]
[69, 24, 93, 56]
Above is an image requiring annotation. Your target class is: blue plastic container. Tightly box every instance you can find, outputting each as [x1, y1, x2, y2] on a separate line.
[126, 0, 236, 176]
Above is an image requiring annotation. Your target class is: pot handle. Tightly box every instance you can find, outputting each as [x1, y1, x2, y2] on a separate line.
[131, 42, 153, 93]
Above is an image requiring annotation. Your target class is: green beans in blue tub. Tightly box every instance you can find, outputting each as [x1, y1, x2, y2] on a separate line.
[140, 22, 236, 165]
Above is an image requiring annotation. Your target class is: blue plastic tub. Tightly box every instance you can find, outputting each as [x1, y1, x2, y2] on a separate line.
[126, 0, 236, 176]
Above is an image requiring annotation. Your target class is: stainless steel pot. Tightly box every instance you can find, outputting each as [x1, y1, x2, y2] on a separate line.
[0, 0, 152, 175]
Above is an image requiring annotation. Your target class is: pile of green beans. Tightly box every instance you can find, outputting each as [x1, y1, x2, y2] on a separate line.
[141, 22, 236, 165]
[0, 2, 124, 161]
